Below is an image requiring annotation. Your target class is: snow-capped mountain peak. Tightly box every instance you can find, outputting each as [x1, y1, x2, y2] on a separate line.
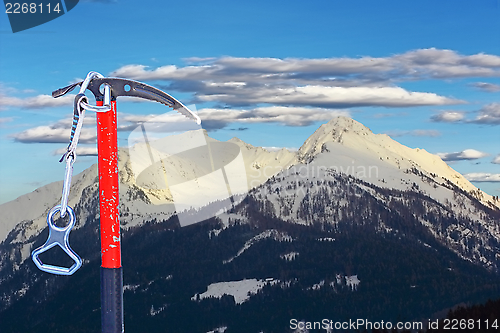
[297, 116, 498, 209]
[298, 116, 374, 162]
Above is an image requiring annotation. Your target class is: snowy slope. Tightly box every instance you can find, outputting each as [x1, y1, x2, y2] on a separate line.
[297, 116, 498, 210]
[0, 164, 98, 244]
[0, 130, 296, 244]
[1, 116, 498, 255]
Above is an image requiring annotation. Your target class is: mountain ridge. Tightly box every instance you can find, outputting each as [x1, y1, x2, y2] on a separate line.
[1, 116, 497, 244]
[1, 116, 500, 332]
[298, 117, 497, 210]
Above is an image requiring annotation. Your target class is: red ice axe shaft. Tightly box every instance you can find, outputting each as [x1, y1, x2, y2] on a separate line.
[97, 99, 123, 333]
[46, 73, 201, 333]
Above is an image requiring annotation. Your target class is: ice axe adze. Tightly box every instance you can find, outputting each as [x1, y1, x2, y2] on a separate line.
[36, 71, 200, 333]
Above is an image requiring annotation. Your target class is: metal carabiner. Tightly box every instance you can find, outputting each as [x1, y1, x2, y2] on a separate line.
[78, 71, 112, 113]
[79, 71, 103, 94]
[31, 205, 82, 275]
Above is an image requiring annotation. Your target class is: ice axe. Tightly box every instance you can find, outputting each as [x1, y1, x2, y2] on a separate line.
[33, 71, 200, 333]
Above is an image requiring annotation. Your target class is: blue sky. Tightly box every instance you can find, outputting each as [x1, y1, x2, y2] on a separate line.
[1, 0, 499, 204]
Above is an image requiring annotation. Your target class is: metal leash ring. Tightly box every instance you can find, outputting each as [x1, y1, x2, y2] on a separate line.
[31, 205, 82, 275]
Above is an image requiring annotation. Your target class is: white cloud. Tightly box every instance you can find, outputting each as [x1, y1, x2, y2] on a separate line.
[111, 64, 211, 81]
[53, 146, 97, 156]
[117, 107, 351, 132]
[111, 48, 499, 109]
[111, 48, 500, 84]
[431, 104, 500, 125]
[11, 117, 97, 144]
[197, 85, 460, 108]
[461, 53, 500, 67]
[197, 106, 351, 129]
[470, 103, 500, 124]
[118, 107, 351, 133]
[394, 49, 500, 78]
[431, 111, 465, 122]
[471, 82, 500, 92]
[492, 155, 500, 164]
[5, 48, 498, 113]
[12, 125, 97, 144]
[11, 106, 347, 147]
[0, 93, 74, 110]
[437, 149, 489, 161]
[464, 173, 500, 182]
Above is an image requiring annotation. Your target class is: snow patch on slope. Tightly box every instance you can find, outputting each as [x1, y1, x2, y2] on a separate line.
[224, 230, 293, 264]
[346, 275, 361, 291]
[192, 278, 278, 305]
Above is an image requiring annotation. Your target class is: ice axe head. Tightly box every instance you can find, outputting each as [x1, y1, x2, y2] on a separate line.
[53, 77, 201, 124]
